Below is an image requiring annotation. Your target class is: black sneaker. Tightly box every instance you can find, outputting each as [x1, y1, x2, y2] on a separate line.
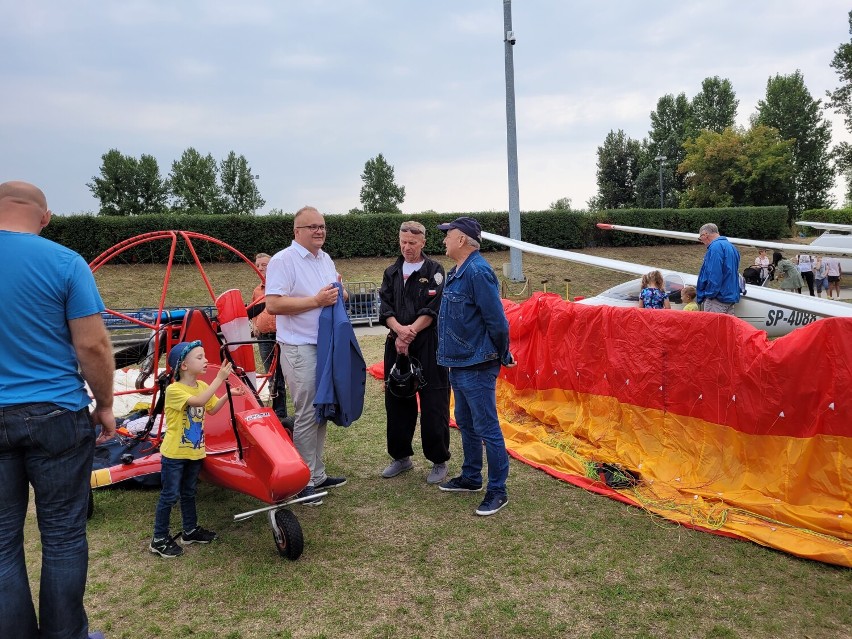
[181, 526, 217, 544]
[475, 491, 509, 516]
[315, 476, 347, 489]
[149, 535, 183, 558]
[296, 485, 323, 506]
[438, 475, 483, 492]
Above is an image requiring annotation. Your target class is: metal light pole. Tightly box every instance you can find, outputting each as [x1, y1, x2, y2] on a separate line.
[503, 0, 523, 281]
[655, 155, 667, 208]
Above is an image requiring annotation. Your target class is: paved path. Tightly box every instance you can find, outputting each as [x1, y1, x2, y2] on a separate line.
[353, 324, 388, 337]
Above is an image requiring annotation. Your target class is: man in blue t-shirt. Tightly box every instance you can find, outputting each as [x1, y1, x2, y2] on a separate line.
[696, 222, 741, 314]
[0, 181, 115, 639]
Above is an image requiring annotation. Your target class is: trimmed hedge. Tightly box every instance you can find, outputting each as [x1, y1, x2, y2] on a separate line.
[797, 208, 852, 235]
[41, 207, 789, 263]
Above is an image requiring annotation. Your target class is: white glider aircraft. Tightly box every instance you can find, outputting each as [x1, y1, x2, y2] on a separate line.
[482, 229, 852, 339]
[795, 220, 852, 273]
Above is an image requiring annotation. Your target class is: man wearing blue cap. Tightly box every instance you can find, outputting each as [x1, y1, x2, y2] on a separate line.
[435, 217, 515, 516]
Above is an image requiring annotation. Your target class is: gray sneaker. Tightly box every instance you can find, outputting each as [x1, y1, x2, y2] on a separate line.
[426, 462, 448, 485]
[381, 457, 413, 478]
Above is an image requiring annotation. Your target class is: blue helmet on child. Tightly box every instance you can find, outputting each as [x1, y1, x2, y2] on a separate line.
[168, 340, 202, 380]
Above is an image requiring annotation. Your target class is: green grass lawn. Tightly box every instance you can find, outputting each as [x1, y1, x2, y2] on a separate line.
[23, 246, 852, 639]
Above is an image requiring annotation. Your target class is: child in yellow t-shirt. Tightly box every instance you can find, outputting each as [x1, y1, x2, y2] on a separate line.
[681, 285, 699, 311]
[149, 340, 244, 558]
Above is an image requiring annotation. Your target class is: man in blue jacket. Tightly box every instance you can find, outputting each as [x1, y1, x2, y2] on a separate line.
[696, 223, 741, 314]
[436, 217, 515, 516]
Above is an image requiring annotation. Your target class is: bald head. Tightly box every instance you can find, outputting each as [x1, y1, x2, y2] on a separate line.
[0, 181, 51, 234]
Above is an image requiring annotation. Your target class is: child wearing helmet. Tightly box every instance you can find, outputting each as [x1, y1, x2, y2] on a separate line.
[149, 341, 243, 558]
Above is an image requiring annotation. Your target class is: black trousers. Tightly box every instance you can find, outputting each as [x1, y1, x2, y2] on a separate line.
[385, 384, 450, 464]
[271, 360, 288, 420]
[801, 270, 815, 296]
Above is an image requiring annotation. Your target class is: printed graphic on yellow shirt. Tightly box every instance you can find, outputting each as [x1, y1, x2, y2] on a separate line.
[161, 381, 217, 460]
[182, 405, 206, 449]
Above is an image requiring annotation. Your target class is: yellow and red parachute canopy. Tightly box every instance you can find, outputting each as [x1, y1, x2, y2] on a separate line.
[495, 293, 850, 566]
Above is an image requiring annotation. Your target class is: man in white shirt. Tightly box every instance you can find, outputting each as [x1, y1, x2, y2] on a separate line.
[265, 206, 347, 505]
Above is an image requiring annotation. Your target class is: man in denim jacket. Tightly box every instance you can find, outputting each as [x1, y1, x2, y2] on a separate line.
[435, 217, 515, 516]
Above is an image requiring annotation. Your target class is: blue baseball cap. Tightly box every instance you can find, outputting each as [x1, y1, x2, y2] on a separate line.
[437, 217, 481, 243]
[168, 340, 202, 380]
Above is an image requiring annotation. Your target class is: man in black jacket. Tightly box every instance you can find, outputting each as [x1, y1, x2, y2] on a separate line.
[378, 221, 451, 484]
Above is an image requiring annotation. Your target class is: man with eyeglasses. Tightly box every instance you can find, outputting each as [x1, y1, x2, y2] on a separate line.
[265, 206, 347, 505]
[378, 221, 451, 485]
[696, 222, 741, 313]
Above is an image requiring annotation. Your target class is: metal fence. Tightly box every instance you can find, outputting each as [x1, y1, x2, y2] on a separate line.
[102, 306, 218, 331]
[343, 281, 380, 326]
[102, 289, 380, 334]
[103, 306, 218, 347]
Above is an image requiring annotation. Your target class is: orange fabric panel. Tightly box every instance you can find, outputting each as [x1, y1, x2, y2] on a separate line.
[497, 294, 851, 566]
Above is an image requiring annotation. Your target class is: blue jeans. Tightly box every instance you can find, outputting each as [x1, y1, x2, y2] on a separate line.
[0, 403, 94, 639]
[153, 456, 203, 539]
[449, 364, 509, 496]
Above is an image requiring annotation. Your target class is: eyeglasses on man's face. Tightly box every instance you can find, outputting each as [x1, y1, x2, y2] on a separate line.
[296, 224, 326, 232]
[400, 226, 423, 235]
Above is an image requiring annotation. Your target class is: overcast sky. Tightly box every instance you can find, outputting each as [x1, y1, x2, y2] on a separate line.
[3, 0, 850, 215]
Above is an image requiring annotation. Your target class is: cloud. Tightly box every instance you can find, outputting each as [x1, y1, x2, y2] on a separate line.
[2, 0, 850, 215]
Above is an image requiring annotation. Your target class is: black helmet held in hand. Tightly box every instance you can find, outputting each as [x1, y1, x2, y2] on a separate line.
[386, 354, 427, 398]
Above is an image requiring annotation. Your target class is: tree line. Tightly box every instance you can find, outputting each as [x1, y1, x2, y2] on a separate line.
[580, 14, 852, 221]
[587, 73, 833, 223]
[88, 148, 407, 217]
[88, 148, 266, 216]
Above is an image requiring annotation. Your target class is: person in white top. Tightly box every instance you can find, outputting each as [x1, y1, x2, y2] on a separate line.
[265, 206, 348, 504]
[753, 248, 771, 283]
[812, 256, 828, 298]
[824, 256, 843, 299]
[796, 253, 815, 296]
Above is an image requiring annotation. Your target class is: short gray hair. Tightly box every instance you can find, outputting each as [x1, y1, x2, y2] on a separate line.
[293, 206, 320, 229]
[699, 223, 719, 235]
[399, 220, 426, 236]
[462, 234, 480, 250]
